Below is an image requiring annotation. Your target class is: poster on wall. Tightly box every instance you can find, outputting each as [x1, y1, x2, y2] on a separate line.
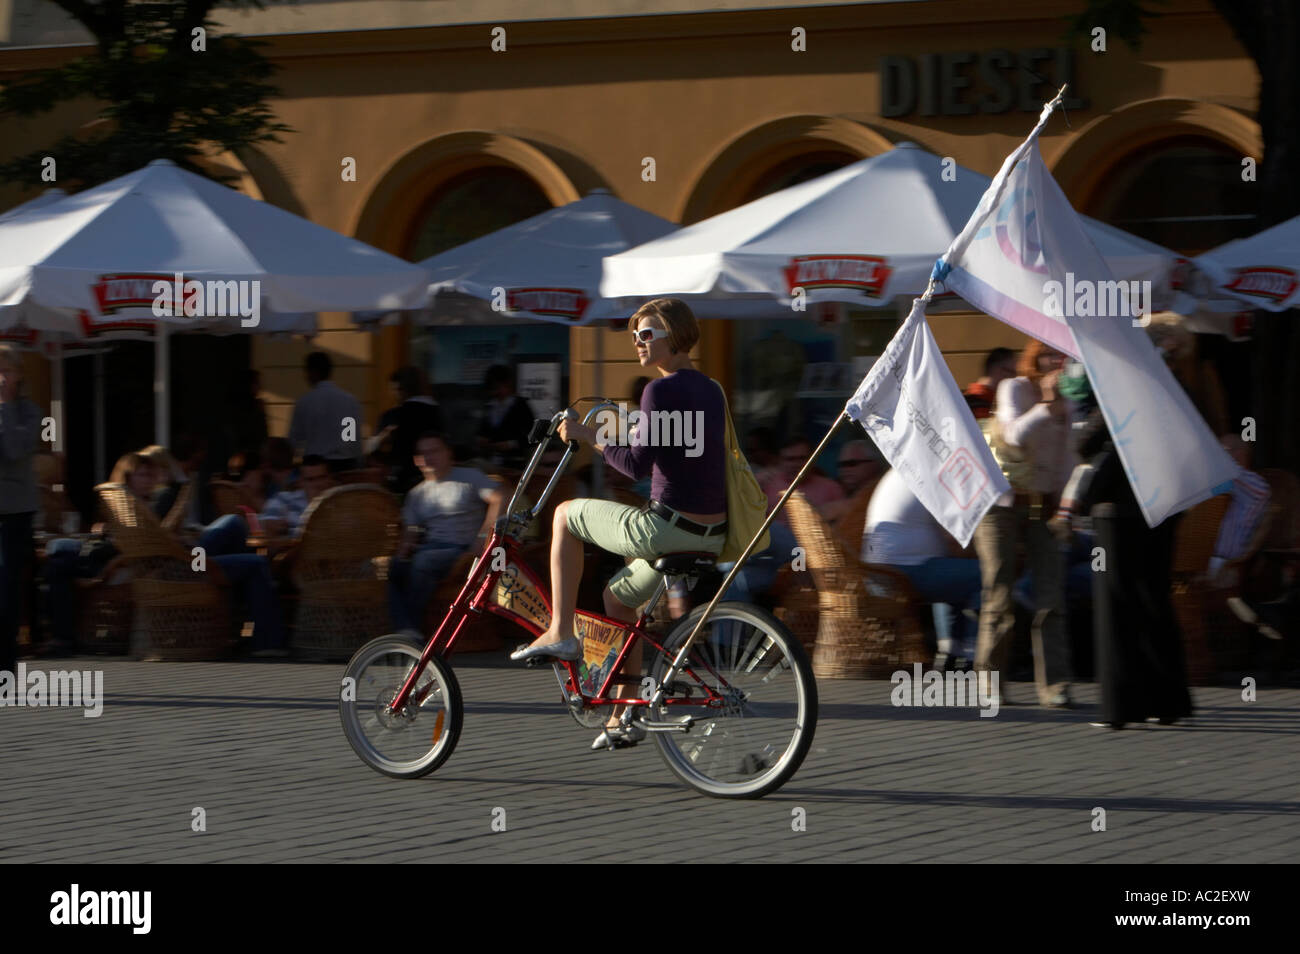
[517, 362, 562, 418]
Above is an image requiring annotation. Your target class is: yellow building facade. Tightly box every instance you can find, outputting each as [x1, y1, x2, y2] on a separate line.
[0, 0, 1262, 458]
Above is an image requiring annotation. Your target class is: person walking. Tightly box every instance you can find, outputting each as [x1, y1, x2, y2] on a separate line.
[974, 340, 1076, 707]
[510, 299, 728, 751]
[0, 345, 42, 674]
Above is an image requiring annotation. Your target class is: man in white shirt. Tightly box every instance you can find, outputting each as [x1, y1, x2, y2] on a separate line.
[865, 467, 982, 667]
[288, 351, 363, 471]
[389, 431, 505, 634]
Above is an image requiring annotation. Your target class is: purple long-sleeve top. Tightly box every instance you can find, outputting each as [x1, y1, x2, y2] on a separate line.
[602, 369, 726, 514]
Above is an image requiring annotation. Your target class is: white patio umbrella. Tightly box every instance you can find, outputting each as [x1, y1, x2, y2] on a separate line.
[600, 142, 1177, 310]
[1190, 214, 1300, 312]
[409, 188, 794, 326]
[0, 159, 431, 444]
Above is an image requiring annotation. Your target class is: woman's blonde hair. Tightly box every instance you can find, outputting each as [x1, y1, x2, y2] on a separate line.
[630, 298, 700, 355]
[109, 452, 152, 486]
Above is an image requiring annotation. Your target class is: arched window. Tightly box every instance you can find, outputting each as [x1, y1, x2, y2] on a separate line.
[404, 166, 564, 459]
[726, 151, 887, 472]
[405, 166, 551, 261]
[1084, 137, 1257, 256]
[739, 150, 860, 203]
[1085, 136, 1257, 428]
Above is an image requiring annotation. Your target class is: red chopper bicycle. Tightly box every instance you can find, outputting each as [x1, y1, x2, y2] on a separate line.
[340, 400, 818, 798]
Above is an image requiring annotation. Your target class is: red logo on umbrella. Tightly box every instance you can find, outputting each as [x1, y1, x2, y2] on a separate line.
[1224, 267, 1297, 303]
[783, 256, 892, 298]
[505, 287, 590, 321]
[91, 273, 182, 315]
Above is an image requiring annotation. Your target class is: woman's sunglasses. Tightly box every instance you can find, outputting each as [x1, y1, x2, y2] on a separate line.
[631, 327, 671, 345]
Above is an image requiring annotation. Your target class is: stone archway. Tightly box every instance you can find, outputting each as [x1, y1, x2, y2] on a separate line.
[678, 115, 893, 224]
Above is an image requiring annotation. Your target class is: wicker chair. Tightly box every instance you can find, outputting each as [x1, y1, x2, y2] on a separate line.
[290, 484, 402, 660]
[1169, 493, 1231, 685]
[73, 556, 134, 655]
[95, 483, 234, 661]
[830, 480, 877, 559]
[210, 479, 261, 519]
[785, 490, 930, 678]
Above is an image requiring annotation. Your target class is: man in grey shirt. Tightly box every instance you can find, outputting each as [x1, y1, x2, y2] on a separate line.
[388, 431, 504, 635]
[288, 351, 363, 472]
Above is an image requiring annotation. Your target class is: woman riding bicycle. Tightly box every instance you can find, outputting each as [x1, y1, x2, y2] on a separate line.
[510, 298, 728, 749]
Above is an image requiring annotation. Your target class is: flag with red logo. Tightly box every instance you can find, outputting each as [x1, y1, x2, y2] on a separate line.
[845, 299, 1009, 547]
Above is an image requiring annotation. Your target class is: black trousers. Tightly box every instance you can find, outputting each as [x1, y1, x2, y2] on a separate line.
[1092, 505, 1193, 724]
[0, 511, 34, 674]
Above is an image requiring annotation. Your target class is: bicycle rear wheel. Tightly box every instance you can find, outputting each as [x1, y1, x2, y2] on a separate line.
[646, 602, 817, 799]
[340, 634, 463, 779]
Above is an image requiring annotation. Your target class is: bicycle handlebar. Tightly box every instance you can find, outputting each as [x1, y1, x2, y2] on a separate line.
[500, 398, 622, 536]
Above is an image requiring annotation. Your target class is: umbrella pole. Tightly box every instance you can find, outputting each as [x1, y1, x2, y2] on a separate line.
[155, 320, 169, 447]
[50, 340, 64, 454]
[93, 352, 106, 483]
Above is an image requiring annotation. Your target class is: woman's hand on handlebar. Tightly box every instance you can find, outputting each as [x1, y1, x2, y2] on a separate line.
[557, 418, 598, 447]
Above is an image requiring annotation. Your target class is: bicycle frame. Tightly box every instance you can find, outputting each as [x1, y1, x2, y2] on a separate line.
[387, 401, 730, 717]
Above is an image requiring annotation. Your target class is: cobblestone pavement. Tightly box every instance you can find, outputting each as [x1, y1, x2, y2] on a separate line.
[1, 654, 1296, 863]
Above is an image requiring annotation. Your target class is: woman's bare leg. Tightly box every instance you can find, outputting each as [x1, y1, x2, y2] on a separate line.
[527, 501, 584, 648]
[603, 586, 640, 728]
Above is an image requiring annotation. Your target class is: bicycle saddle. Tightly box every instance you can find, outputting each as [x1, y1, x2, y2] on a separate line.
[652, 551, 718, 575]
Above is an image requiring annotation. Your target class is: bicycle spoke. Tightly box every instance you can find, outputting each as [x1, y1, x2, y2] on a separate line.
[649, 604, 814, 796]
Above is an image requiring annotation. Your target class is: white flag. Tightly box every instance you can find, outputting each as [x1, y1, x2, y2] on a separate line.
[933, 99, 1239, 527]
[846, 299, 1009, 548]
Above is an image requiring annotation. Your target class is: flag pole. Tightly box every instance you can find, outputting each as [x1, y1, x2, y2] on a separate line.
[639, 406, 851, 715]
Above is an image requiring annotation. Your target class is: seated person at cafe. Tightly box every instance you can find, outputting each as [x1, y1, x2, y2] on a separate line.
[864, 467, 982, 668]
[389, 431, 505, 635]
[40, 451, 163, 654]
[258, 455, 335, 538]
[260, 437, 298, 503]
[42, 450, 288, 655]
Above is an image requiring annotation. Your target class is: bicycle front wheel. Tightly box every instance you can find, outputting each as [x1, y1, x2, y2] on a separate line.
[646, 602, 817, 799]
[340, 635, 463, 779]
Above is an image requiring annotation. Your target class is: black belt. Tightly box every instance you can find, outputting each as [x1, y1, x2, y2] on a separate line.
[645, 500, 728, 537]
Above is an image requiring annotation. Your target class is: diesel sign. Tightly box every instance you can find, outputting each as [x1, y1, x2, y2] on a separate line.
[880, 48, 1087, 118]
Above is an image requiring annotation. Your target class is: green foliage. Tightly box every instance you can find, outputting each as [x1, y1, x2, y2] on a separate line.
[0, 0, 291, 189]
[1064, 0, 1171, 51]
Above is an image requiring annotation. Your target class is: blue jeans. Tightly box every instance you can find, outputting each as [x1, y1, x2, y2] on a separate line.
[718, 521, 797, 604]
[213, 554, 285, 650]
[894, 557, 982, 657]
[0, 512, 34, 672]
[388, 544, 468, 633]
[199, 515, 249, 557]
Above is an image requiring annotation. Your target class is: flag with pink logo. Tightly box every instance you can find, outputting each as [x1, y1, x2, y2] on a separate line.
[845, 298, 1009, 547]
[931, 96, 1239, 527]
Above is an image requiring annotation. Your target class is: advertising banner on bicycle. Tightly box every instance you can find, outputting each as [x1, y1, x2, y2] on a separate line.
[575, 616, 629, 696]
